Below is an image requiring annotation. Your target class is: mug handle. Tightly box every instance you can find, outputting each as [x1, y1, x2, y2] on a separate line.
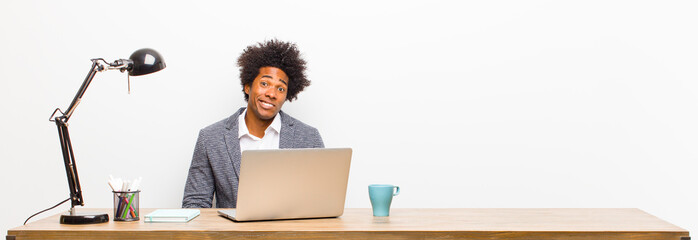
[393, 186, 400, 196]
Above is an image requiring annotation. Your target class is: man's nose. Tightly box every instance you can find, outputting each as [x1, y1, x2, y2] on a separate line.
[265, 88, 276, 99]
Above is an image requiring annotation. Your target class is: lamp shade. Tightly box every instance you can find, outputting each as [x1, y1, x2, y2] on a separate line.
[128, 48, 166, 76]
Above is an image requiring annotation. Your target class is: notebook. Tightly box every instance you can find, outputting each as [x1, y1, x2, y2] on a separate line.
[218, 148, 352, 222]
[145, 209, 200, 223]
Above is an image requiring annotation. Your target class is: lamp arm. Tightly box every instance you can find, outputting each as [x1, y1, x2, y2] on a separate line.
[62, 59, 105, 120]
[54, 118, 83, 208]
[49, 59, 106, 210]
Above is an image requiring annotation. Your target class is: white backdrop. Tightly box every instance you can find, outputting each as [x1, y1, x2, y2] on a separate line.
[2, 0, 697, 235]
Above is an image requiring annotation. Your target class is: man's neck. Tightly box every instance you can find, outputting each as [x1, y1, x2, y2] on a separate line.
[244, 109, 274, 138]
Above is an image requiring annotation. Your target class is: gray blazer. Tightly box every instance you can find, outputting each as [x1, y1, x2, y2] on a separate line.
[182, 107, 324, 208]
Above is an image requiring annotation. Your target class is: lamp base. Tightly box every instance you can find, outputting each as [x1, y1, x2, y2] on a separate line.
[60, 212, 109, 224]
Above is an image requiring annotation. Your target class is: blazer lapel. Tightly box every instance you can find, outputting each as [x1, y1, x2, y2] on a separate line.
[224, 108, 245, 179]
[279, 111, 296, 149]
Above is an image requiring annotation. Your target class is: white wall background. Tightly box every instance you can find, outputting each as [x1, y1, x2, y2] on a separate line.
[2, 0, 697, 235]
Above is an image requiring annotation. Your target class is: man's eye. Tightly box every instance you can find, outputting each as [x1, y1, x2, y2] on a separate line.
[260, 82, 268, 86]
[278, 87, 285, 92]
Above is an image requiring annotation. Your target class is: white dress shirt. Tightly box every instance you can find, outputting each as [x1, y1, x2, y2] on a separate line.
[238, 108, 281, 152]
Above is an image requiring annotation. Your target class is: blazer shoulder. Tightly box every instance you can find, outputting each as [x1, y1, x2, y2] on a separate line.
[200, 117, 230, 136]
[281, 111, 318, 132]
[279, 111, 324, 148]
[200, 108, 244, 137]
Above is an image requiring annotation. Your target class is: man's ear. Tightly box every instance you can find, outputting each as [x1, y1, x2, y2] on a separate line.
[244, 84, 250, 95]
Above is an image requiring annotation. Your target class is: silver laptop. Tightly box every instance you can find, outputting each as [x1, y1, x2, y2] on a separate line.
[218, 148, 352, 222]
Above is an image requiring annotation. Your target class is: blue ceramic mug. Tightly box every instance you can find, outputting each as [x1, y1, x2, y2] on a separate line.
[368, 184, 400, 216]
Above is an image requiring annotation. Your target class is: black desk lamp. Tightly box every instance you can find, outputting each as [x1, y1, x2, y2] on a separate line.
[48, 48, 165, 224]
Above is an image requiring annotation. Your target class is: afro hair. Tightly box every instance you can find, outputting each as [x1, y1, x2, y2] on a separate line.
[237, 39, 310, 102]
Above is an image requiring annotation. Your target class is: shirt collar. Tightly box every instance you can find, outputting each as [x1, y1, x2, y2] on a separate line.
[238, 108, 282, 139]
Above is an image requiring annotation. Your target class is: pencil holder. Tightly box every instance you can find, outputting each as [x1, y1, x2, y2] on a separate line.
[113, 190, 140, 221]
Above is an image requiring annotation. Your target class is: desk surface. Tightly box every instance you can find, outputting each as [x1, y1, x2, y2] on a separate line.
[7, 208, 689, 240]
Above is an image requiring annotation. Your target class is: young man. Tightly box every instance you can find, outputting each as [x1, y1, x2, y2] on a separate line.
[182, 39, 324, 208]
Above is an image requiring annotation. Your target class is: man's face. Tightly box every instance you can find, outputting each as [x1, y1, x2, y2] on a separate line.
[244, 66, 289, 121]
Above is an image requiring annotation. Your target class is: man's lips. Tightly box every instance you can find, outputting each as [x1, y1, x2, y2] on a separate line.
[258, 99, 275, 110]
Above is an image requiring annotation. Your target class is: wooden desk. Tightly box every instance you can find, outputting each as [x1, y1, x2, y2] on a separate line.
[7, 208, 689, 240]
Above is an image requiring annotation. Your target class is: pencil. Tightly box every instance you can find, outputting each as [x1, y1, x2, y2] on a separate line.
[122, 193, 136, 219]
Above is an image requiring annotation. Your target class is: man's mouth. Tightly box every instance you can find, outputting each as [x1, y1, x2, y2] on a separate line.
[258, 99, 275, 110]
